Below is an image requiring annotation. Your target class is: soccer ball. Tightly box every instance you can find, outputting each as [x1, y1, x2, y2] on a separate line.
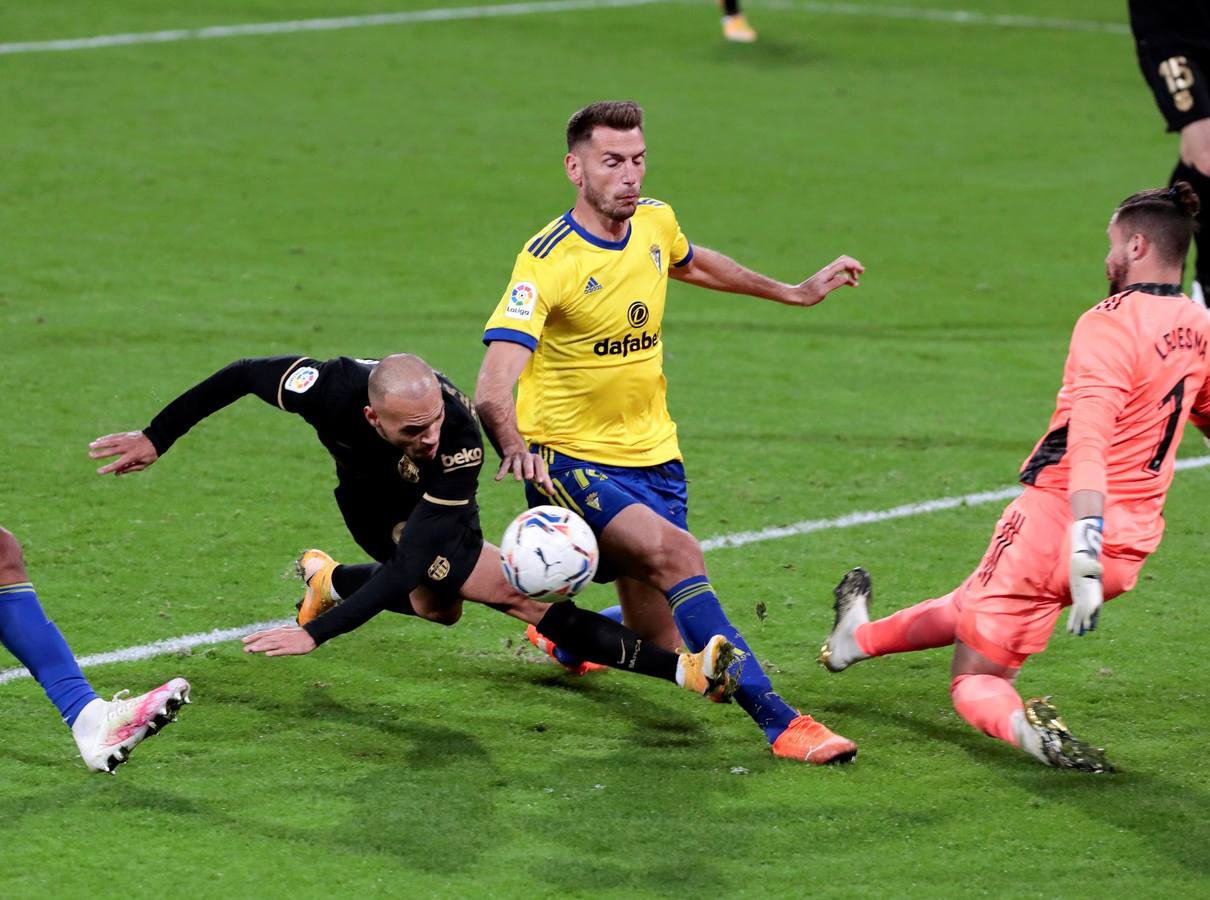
[500, 505, 599, 598]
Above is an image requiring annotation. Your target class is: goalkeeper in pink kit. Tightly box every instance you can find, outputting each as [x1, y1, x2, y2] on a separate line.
[820, 183, 1210, 772]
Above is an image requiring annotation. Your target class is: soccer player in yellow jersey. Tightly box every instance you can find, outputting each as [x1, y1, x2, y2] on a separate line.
[476, 100, 865, 763]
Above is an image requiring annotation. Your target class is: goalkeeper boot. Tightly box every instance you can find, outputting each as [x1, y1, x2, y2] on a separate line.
[722, 13, 757, 42]
[72, 677, 191, 774]
[771, 714, 859, 764]
[525, 623, 607, 676]
[819, 567, 872, 672]
[296, 549, 340, 626]
[1015, 697, 1114, 773]
[676, 634, 739, 702]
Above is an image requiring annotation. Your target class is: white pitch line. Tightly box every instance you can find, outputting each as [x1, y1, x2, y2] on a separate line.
[0, 0, 661, 56]
[0, 618, 291, 686]
[3, 454, 1207, 686]
[755, 1, 1129, 35]
[0, 0, 1127, 56]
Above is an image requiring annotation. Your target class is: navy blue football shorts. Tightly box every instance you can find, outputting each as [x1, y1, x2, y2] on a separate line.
[524, 445, 688, 583]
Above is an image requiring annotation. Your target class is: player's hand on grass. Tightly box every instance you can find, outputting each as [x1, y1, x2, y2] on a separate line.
[788, 255, 864, 307]
[1067, 517, 1104, 636]
[89, 431, 159, 476]
[242, 625, 317, 656]
[495, 450, 554, 496]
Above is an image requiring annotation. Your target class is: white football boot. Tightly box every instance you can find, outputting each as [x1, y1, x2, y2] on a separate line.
[71, 677, 191, 774]
[819, 567, 872, 672]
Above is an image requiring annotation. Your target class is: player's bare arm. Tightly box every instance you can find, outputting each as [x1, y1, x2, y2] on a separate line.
[473, 341, 553, 494]
[89, 431, 159, 475]
[670, 246, 864, 307]
[242, 625, 317, 657]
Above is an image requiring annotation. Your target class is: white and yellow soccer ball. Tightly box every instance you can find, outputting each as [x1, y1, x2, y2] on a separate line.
[499, 505, 599, 598]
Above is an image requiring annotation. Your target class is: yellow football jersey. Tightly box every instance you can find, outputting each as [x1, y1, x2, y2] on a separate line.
[483, 199, 693, 466]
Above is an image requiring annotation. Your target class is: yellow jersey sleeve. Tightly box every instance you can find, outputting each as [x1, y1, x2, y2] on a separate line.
[668, 209, 693, 268]
[483, 220, 572, 351]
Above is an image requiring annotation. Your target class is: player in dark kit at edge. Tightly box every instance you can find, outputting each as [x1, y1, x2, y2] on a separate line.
[89, 353, 737, 699]
[1130, 0, 1210, 306]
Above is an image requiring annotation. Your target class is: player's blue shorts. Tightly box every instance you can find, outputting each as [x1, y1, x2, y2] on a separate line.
[524, 445, 688, 582]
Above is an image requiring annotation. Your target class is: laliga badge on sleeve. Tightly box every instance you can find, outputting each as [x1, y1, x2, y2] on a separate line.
[505, 281, 537, 321]
[284, 366, 320, 394]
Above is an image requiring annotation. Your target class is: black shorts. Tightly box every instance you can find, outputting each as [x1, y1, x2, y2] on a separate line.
[394, 505, 484, 599]
[333, 479, 422, 563]
[1136, 38, 1210, 132]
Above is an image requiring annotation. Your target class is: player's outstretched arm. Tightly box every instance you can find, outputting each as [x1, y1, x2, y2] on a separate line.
[89, 431, 159, 476]
[474, 341, 553, 495]
[89, 356, 316, 476]
[670, 246, 863, 307]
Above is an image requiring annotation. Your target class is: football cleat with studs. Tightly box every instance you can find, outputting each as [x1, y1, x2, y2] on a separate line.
[71, 677, 191, 774]
[677, 634, 740, 703]
[722, 13, 757, 42]
[819, 567, 873, 673]
[295, 549, 340, 626]
[1018, 696, 1115, 774]
[771, 714, 859, 764]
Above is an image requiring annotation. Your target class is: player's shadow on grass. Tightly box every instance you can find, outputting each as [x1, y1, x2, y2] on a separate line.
[707, 38, 817, 69]
[477, 663, 712, 750]
[186, 685, 503, 872]
[834, 700, 1210, 877]
[484, 668, 739, 895]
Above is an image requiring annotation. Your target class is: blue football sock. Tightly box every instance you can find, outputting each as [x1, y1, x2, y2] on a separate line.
[551, 604, 622, 666]
[0, 582, 98, 726]
[667, 576, 798, 743]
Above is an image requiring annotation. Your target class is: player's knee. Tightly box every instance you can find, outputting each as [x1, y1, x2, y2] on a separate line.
[1187, 146, 1210, 178]
[642, 525, 703, 582]
[0, 527, 27, 576]
[419, 603, 462, 627]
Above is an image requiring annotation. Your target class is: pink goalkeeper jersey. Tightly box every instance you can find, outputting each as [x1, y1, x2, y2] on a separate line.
[1019, 284, 1210, 554]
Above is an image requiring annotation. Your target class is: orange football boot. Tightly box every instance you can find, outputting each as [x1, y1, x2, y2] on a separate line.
[771, 714, 858, 764]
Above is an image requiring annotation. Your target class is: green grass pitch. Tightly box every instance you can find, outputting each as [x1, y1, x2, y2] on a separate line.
[2, 0, 1209, 896]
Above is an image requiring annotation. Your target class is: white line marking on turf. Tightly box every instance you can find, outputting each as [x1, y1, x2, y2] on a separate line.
[0, 0, 660, 56]
[755, 1, 1129, 35]
[0, 0, 1126, 56]
[2, 454, 1207, 685]
[700, 485, 1024, 551]
[0, 618, 291, 686]
[705, 452, 1210, 551]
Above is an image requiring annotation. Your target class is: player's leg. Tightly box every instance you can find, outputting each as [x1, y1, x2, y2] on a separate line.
[1174, 117, 1210, 305]
[455, 543, 735, 697]
[0, 527, 98, 726]
[950, 639, 1112, 773]
[531, 457, 854, 759]
[720, 0, 757, 43]
[525, 597, 624, 673]
[601, 505, 855, 760]
[820, 567, 960, 672]
[0, 526, 190, 773]
[947, 494, 1114, 772]
[297, 485, 418, 624]
[614, 576, 682, 650]
[948, 639, 1026, 745]
[824, 497, 1045, 671]
[1137, 40, 1210, 304]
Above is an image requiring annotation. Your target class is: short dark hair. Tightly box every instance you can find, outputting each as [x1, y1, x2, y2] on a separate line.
[1113, 181, 1201, 265]
[566, 101, 644, 150]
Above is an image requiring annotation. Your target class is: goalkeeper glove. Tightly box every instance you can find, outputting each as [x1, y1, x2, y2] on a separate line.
[1067, 516, 1104, 636]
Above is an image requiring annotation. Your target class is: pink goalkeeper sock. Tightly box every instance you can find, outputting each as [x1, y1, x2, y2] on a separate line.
[950, 673, 1023, 745]
[855, 592, 959, 657]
